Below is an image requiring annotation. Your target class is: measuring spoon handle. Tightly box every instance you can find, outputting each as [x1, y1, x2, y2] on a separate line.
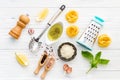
[60, 5, 66, 11]
[41, 70, 48, 79]
[47, 5, 66, 26]
[34, 65, 42, 75]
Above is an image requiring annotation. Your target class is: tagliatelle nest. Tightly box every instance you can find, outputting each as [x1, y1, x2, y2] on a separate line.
[98, 34, 111, 47]
[66, 25, 79, 38]
[65, 10, 78, 23]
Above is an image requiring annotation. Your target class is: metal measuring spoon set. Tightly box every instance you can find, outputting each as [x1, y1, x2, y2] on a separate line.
[29, 5, 66, 53]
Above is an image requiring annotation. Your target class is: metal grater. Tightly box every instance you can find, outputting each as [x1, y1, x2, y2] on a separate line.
[76, 16, 104, 50]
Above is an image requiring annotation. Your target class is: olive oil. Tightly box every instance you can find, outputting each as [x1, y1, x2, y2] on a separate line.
[47, 22, 63, 41]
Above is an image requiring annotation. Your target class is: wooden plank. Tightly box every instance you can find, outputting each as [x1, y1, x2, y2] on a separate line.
[0, 0, 120, 80]
[0, 50, 120, 80]
[0, 8, 120, 29]
[0, 50, 120, 70]
[0, 28, 119, 50]
[0, 0, 120, 8]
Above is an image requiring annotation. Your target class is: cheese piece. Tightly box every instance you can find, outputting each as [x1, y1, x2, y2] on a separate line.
[60, 44, 74, 59]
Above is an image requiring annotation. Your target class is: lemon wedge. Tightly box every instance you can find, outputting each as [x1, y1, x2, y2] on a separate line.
[15, 52, 29, 66]
[36, 8, 49, 22]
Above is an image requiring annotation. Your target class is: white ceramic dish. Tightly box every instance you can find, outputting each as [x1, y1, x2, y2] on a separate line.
[45, 22, 63, 45]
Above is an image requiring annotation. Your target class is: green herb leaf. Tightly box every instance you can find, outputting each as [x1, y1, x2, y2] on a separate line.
[81, 51, 110, 74]
[86, 67, 93, 74]
[91, 61, 98, 68]
[81, 51, 93, 63]
[95, 51, 101, 61]
[91, 52, 101, 68]
[99, 59, 110, 64]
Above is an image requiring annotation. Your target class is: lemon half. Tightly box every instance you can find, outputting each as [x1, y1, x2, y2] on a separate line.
[36, 8, 49, 22]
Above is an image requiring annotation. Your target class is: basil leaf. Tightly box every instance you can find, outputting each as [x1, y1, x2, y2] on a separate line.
[81, 51, 93, 63]
[91, 52, 101, 68]
[91, 60, 98, 68]
[99, 59, 110, 64]
[81, 51, 110, 73]
[95, 51, 101, 61]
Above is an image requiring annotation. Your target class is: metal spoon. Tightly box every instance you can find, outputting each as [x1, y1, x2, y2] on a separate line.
[29, 5, 66, 53]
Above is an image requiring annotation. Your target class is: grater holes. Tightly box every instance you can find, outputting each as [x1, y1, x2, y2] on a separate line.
[95, 29, 98, 32]
[91, 36, 94, 39]
[94, 25, 98, 30]
[84, 36, 86, 39]
[90, 40, 93, 43]
[95, 26, 98, 29]
[98, 27, 100, 29]
[92, 33, 94, 35]
[88, 39, 91, 41]
[97, 31, 99, 33]
[89, 34, 91, 37]
[86, 34, 89, 37]
[88, 26, 91, 28]
[84, 33, 87, 36]
[89, 38, 93, 42]
[94, 25, 96, 27]
[88, 30, 89, 32]
[89, 31, 92, 33]
[95, 30, 99, 34]
[90, 27, 93, 30]
[94, 33, 96, 36]
[91, 33, 96, 38]
[88, 30, 92, 34]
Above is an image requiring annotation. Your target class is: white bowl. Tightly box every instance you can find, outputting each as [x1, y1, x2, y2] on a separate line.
[45, 22, 63, 45]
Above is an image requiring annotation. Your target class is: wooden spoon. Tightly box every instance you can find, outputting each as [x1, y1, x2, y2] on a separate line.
[41, 56, 55, 79]
[34, 51, 48, 75]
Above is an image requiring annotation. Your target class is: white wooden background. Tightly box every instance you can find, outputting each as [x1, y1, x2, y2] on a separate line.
[0, 0, 120, 80]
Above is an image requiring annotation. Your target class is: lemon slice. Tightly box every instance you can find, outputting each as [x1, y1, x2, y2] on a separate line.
[15, 52, 29, 66]
[36, 8, 49, 22]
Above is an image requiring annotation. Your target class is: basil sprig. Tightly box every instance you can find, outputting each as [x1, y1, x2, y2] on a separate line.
[81, 51, 110, 73]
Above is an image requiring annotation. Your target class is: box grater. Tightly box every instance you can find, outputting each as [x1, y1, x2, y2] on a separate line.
[76, 16, 104, 50]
